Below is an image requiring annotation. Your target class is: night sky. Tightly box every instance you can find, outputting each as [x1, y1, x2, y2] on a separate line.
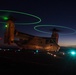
[0, 0, 76, 46]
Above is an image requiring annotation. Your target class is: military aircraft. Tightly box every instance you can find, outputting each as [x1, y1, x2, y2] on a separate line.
[4, 16, 60, 52]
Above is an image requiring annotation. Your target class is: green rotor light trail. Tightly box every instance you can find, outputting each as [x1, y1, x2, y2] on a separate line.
[0, 10, 41, 25]
[34, 25, 76, 35]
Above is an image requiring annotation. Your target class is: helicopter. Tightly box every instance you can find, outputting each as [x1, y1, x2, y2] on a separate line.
[4, 16, 60, 52]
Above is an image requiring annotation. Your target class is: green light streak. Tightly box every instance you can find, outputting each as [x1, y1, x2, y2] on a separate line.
[34, 25, 76, 35]
[0, 10, 41, 25]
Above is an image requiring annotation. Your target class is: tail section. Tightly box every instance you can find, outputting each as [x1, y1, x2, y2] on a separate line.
[4, 19, 15, 45]
[51, 30, 59, 44]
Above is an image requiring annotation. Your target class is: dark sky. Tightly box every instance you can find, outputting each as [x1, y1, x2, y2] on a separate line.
[0, 0, 76, 46]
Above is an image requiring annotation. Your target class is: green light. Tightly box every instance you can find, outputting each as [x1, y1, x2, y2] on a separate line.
[3, 17, 8, 20]
[36, 50, 38, 53]
[0, 10, 41, 25]
[71, 51, 76, 55]
[5, 25, 8, 28]
[34, 25, 76, 35]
